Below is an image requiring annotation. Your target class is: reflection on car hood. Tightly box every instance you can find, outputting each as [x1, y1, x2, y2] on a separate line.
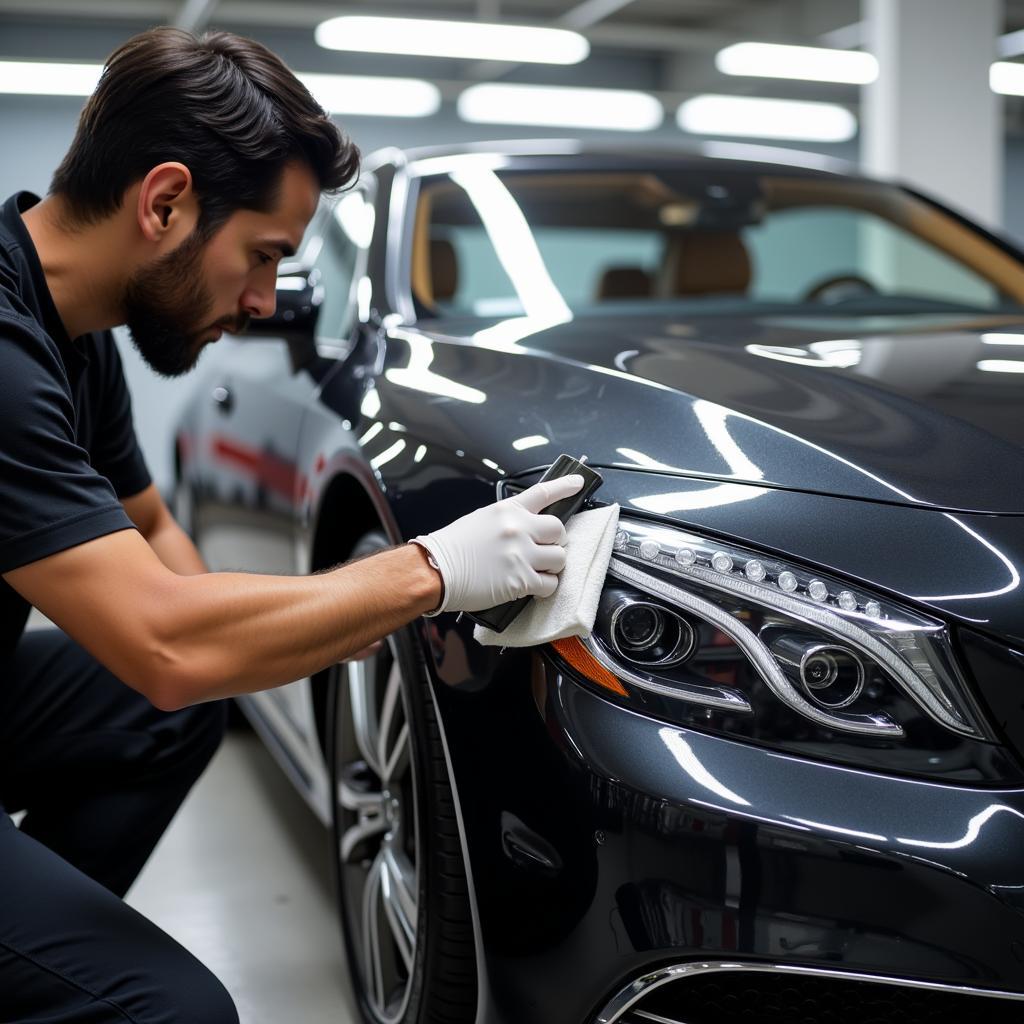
[424, 312, 1024, 513]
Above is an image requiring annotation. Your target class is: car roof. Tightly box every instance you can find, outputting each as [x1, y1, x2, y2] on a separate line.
[362, 138, 858, 180]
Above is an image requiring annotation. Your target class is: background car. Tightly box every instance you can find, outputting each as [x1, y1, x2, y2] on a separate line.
[175, 142, 1024, 1024]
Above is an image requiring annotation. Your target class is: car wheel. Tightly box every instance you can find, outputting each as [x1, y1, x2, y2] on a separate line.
[327, 531, 477, 1024]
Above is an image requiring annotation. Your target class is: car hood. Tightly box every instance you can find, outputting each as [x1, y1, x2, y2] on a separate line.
[420, 311, 1024, 514]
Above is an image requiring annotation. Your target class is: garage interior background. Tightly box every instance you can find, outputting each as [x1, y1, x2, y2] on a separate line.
[1, 0, 1021, 494]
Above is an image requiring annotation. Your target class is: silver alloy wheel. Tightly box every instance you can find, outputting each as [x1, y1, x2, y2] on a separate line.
[337, 637, 420, 1024]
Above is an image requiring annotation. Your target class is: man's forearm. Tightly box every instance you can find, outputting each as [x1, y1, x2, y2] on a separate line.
[152, 541, 441, 708]
[147, 517, 207, 575]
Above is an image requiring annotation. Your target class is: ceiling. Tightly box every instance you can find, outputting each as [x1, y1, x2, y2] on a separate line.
[1, 0, 1023, 111]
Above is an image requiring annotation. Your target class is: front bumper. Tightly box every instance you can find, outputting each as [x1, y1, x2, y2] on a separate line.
[464, 657, 1024, 1023]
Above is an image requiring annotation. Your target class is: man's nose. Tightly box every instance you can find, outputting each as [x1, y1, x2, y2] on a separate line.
[242, 283, 276, 320]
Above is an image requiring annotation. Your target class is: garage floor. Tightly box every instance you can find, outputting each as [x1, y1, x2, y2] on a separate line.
[127, 729, 359, 1024]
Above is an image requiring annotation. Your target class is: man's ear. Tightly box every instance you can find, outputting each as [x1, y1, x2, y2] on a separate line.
[137, 163, 198, 244]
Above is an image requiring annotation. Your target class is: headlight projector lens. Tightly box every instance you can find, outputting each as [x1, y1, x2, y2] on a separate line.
[798, 645, 864, 709]
[610, 599, 696, 668]
[767, 632, 866, 710]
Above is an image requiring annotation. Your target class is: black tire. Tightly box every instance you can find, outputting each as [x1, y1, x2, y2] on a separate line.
[327, 531, 477, 1024]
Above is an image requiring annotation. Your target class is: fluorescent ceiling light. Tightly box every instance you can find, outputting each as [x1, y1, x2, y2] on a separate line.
[297, 72, 439, 117]
[0, 60, 102, 96]
[716, 42, 878, 85]
[458, 83, 662, 131]
[0, 60, 440, 118]
[316, 15, 588, 64]
[982, 333, 1024, 345]
[990, 61, 1024, 95]
[677, 95, 857, 143]
[977, 359, 1024, 373]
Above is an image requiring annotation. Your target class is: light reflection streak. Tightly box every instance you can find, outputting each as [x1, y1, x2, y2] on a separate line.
[384, 333, 486, 404]
[915, 515, 1021, 602]
[896, 803, 1024, 851]
[614, 348, 639, 371]
[684, 400, 1018, 603]
[746, 339, 862, 369]
[513, 435, 549, 451]
[981, 333, 1024, 345]
[370, 439, 406, 470]
[784, 816, 886, 842]
[358, 422, 384, 445]
[624, 400, 768, 513]
[361, 389, 381, 417]
[449, 166, 570, 321]
[689, 798, 807, 831]
[472, 311, 572, 353]
[660, 728, 750, 806]
[630, 482, 767, 515]
[334, 191, 375, 247]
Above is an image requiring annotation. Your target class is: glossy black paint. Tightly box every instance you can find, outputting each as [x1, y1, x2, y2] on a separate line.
[375, 314, 1024, 513]
[175, 144, 1024, 1023]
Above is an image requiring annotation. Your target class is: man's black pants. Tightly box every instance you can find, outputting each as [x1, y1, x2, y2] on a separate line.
[0, 628, 237, 1023]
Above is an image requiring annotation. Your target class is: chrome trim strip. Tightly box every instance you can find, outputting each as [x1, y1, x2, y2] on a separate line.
[630, 1011, 685, 1024]
[594, 960, 1024, 1024]
[606, 558, 903, 737]
[386, 167, 414, 323]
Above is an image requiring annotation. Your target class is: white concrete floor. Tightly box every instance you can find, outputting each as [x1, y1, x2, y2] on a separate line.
[126, 728, 360, 1024]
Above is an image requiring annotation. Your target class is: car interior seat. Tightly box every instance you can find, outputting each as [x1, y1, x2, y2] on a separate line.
[595, 266, 655, 300]
[429, 238, 459, 304]
[662, 231, 752, 297]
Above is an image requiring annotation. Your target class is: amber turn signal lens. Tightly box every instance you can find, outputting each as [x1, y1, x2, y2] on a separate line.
[550, 636, 628, 697]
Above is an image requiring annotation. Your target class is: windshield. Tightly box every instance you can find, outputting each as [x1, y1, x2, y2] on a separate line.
[411, 168, 1024, 318]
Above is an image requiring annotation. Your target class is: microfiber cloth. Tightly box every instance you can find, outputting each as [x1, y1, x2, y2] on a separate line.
[473, 503, 621, 648]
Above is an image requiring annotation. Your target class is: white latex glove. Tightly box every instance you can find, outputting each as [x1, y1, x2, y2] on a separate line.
[411, 475, 584, 615]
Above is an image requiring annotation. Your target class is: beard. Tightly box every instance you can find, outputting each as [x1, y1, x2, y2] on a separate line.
[122, 227, 250, 378]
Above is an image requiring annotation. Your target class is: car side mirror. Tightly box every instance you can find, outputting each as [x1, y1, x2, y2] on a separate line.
[244, 268, 323, 371]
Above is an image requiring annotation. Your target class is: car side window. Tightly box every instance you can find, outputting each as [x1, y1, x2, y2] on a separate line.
[314, 186, 375, 344]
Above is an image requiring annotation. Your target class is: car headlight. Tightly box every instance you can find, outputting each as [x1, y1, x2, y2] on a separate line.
[548, 518, 1019, 782]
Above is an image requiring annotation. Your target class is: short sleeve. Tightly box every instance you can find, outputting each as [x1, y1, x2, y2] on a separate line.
[0, 319, 135, 573]
[87, 332, 152, 500]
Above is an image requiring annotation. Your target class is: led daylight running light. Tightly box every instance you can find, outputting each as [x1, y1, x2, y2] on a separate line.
[458, 83, 663, 132]
[712, 552, 734, 573]
[744, 559, 767, 583]
[716, 42, 878, 85]
[677, 95, 857, 143]
[778, 571, 798, 593]
[316, 15, 589, 65]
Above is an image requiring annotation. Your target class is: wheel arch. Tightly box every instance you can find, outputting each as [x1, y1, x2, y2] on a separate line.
[307, 464, 400, 765]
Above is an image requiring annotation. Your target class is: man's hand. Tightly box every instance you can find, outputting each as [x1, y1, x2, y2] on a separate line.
[411, 475, 584, 614]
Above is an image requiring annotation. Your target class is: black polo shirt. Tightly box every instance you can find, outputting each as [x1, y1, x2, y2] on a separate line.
[0, 192, 151, 658]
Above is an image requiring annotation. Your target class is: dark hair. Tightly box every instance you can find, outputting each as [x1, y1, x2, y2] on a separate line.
[51, 27, 359, 233]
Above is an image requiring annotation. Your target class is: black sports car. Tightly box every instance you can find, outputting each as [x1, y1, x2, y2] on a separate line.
[175, 141, 1024, 1024]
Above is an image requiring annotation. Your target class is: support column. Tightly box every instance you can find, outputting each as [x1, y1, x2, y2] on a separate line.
[862, 0, 1003, 228]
